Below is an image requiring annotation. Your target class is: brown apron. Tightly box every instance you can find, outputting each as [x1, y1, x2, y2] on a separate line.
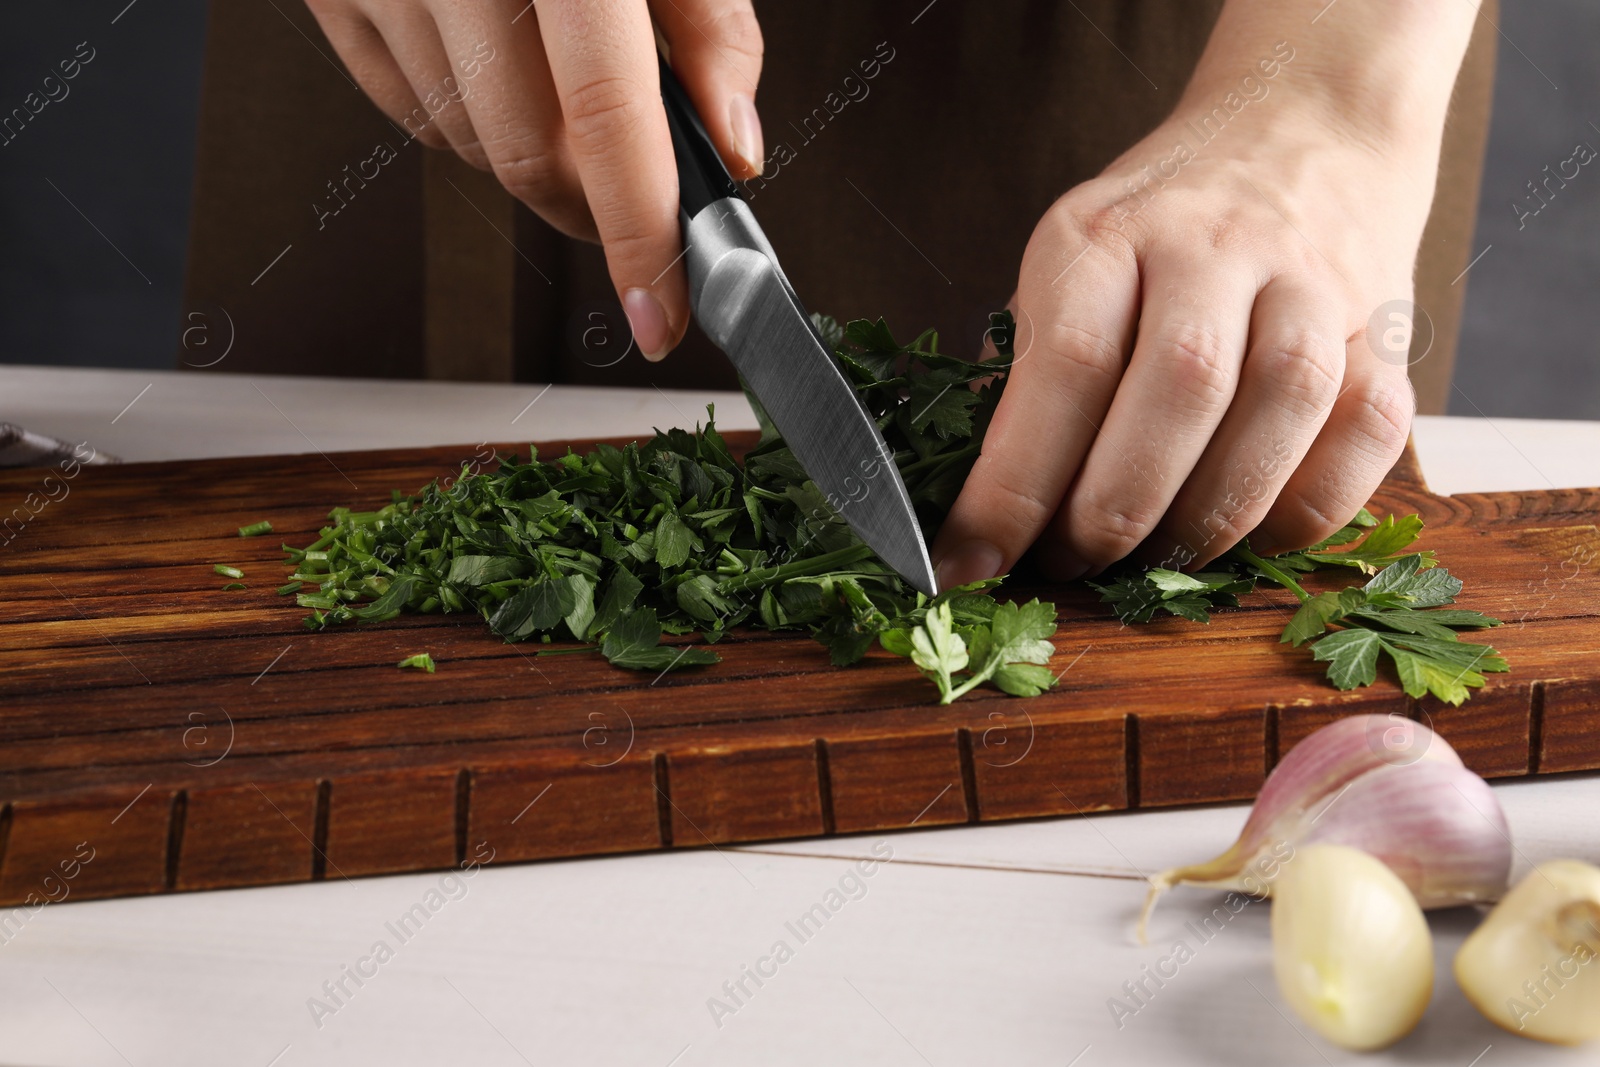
[184, 0, 1496, 413]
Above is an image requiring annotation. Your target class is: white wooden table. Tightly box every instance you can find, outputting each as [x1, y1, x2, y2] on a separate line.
[3, 365, 1598, 1067]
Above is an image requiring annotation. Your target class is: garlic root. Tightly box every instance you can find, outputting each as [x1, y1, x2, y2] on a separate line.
[1139, 713, 1509, 943]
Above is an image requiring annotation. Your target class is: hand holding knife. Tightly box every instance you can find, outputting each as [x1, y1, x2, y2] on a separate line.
[655, 53, 939, 595]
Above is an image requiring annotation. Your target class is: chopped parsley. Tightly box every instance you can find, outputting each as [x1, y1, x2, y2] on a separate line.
[279, 312, 1506, 705]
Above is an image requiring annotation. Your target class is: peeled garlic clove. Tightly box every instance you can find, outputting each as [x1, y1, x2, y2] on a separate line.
[1299, 759, 1511, 908]
[1455, 860, 1600, 1045]
[1272, 843, 1434, 1051]
[1140, 713, 1467, 939]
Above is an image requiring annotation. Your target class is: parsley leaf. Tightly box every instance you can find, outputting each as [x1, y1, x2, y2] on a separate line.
[600, 608, 720, 671]
[490, 577, 579, 641]
[1303, 513, 1433, 574]
[1310, 628, 1382, 689]
[654, 510, 697, 569]
[907, 366, 981, 439]
[590, 564, 644, 638]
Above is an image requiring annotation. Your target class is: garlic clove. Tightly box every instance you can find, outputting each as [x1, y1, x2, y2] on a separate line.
[1246, 714, 1462, 846]
[1271, 843, 1434, 1052]
[1298, 759, 1511, 909]
[1140, 713, 1474, 940]
[1455, 859, 1600, 1045]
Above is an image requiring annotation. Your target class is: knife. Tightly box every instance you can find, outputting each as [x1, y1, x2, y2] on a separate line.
[655, 54, 939, 596]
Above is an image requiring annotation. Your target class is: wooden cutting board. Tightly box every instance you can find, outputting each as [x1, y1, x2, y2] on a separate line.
[2, 433, 1598, 907]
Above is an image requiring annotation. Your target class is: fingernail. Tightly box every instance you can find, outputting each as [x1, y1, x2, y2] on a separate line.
[623, 288, 670, 361]
[935, 539, 1004, 592]
[729, 94, 764, 176]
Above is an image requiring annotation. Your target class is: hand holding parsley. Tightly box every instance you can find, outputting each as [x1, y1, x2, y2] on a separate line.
[930, 3, 1483, 590]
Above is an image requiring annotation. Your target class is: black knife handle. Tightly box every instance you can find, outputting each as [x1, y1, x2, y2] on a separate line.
[657, 52, 742, 218]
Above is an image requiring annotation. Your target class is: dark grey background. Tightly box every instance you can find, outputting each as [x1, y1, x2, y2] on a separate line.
[1, 1, 1594, 418]
[0, 0, 208, 370]
[1450, 0, 1600, 419]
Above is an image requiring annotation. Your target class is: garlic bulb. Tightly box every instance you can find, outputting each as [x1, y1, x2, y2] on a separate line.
[1455, 860, 1600, 1045]
[1139, 713, 1511, 940]
[1271, 843, 1434, 1051]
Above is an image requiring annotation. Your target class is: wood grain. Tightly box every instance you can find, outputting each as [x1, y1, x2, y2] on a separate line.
[1, 433, 1597, 905]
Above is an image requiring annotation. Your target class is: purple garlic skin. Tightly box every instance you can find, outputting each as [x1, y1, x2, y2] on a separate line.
[1298, 759, 1511, 908]
[1138, 713, 1510, 941]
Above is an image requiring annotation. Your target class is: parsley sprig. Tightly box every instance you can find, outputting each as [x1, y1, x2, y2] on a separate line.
[1091, 509, 1507, 704]
[880, 597, 1060, 704]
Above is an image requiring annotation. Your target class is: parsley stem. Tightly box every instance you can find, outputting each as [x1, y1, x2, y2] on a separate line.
[943, 666, 996, 704]
[717, 544, 876, 594]
[897, 440, 979, 475]
[1231, 546, 1310, 602]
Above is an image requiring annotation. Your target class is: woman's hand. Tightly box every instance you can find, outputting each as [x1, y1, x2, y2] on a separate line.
[304, 0, 765, 360]
[932, 0, 1482, 588]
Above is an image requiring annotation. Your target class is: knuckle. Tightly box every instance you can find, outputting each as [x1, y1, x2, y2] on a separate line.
[1179, 495, 1255, 554]
[972, 467, 1049, 524]
[1076, 204, 1140, 259]
[970, 462, 1053, 533]
[491, 144, 566, 204]
[1267, 489, 1348, 550]
[1198, 514, 1251, 555]
[1346, 378, 1415, 459]
[1205, 217, 1240, 252]
[1040, 322, 1123, 389]
[1073, 494, 1157, 564]
[562, 73, 649, 150]
[593, 212, 665, 266]
[1159, 322, 1234, 407]
[1184, 447, 1302, 552]
[700, 6, 764, 62]
[1255, 333, 1343, 418]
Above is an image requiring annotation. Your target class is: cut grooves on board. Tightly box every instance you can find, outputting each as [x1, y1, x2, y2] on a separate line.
[1264, 704, 1282, 776]
[956, 728, 980, 824]
[653, 753, 673, 848]
[1124, 715, 1142, 810]
[311, 780, 331, 881]
[1529, 680, 1547, 774]
[814, 739, 836, 837]
[0, 804, 11, 883]
[164, 790, 187, 892]
[453, 768, 472, 867]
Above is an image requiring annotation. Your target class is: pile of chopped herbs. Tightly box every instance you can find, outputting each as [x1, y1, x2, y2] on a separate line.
[281, 312, 1507, 705]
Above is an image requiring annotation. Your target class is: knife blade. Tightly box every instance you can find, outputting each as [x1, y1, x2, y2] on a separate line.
[655, 55, 938, 595]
